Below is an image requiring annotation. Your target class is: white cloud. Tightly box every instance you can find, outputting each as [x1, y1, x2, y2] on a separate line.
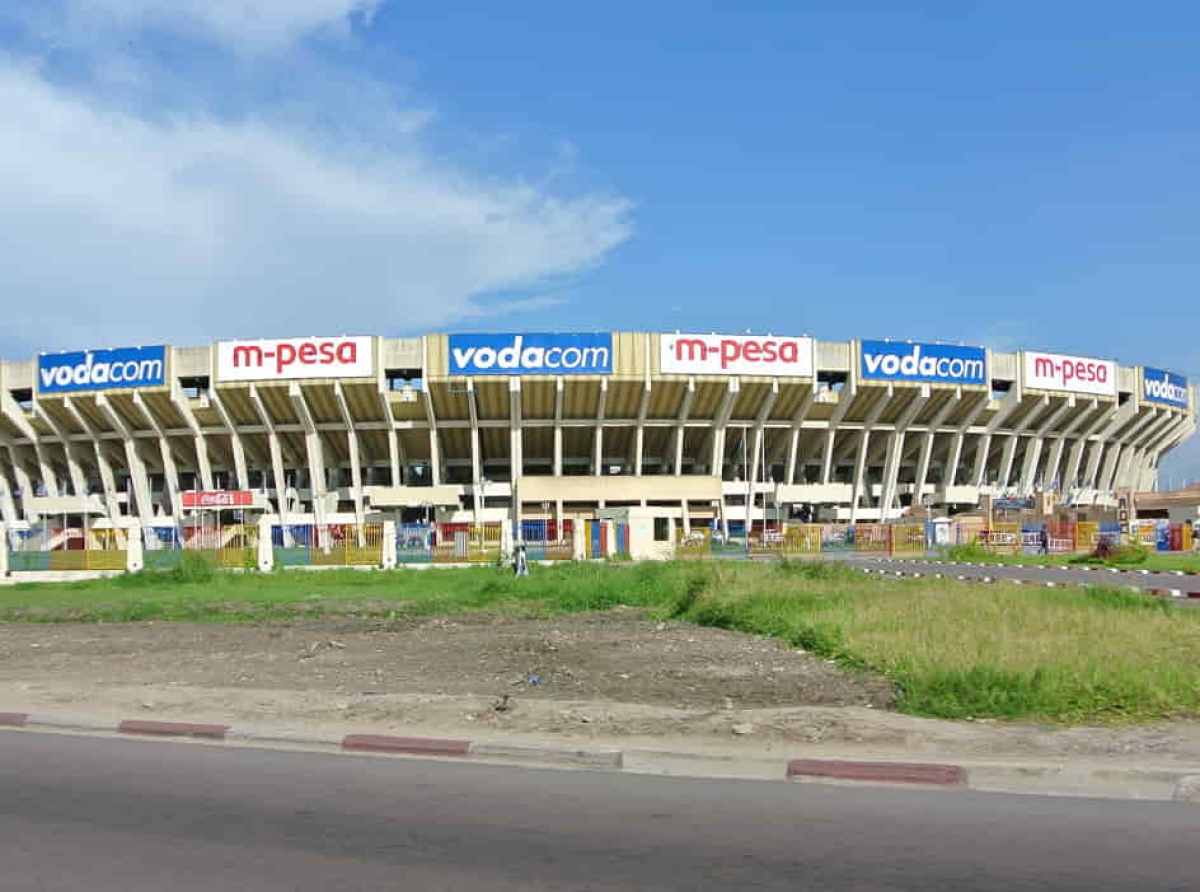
[0, 56, 633, 352]
[61, 0, 384, 53]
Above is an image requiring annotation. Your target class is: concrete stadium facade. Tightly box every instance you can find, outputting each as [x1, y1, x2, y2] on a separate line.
[0, 332, 1194, 532]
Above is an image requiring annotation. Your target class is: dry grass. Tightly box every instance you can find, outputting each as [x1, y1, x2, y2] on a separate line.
[677, 561, 1200, 722]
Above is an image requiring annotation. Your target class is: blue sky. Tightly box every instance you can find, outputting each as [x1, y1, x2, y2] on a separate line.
[0, 2, 1196, 481]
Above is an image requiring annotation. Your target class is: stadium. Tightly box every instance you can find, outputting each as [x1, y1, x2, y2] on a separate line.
[0, 331, 1195, 569]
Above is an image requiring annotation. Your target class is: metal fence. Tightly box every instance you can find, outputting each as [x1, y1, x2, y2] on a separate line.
[271, 523, 384, 567]
[519, 519, 574, 561]
[7, 525, 128, 571]
[183, 523, 260, 568]
[432, 522, 503, 564]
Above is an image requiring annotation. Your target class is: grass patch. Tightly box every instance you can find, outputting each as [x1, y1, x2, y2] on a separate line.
[3, 560, 1200, 724]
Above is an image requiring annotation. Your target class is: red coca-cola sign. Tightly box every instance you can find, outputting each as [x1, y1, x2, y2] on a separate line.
[181, 491, 254, 509]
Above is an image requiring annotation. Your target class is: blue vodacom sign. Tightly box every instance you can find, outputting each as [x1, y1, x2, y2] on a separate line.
[448, 333, 613, 375]
[1143, 367, 1190, 408]
[860, 340, 988, 386]
[38, 345, 167, 394]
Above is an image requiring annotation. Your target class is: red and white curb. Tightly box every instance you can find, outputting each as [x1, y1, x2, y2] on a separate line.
[787, 758, 966, 788]
[0, 709, 974, 791]
[6, 710, 1200, 801]
[874, 557, 1200, 579]
[0, 712, 622, 769]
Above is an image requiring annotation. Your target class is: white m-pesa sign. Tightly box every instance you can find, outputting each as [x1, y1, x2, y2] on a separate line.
[217, 337, 374, 382]
[660, 334, 814, 377]
[1022, 350, 1116, 397]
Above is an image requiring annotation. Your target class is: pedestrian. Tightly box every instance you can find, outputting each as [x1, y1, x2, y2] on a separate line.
[513, 542, 529, 577]
[1039, 528, 1049, 556]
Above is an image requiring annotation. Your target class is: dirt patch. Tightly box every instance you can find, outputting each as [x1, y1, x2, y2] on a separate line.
[0, 608, 894, 710]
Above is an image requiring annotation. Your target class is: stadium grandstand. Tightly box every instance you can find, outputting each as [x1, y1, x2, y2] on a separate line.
[0, 332, 1194, 569]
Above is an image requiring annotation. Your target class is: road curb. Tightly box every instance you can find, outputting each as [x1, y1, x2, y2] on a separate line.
[5, 709, 1200, 801]
[343, 734, 471, 757]
[787, 758, 968, 788]
[857, 564, 1200, 598]
[2, 710, 622, 772]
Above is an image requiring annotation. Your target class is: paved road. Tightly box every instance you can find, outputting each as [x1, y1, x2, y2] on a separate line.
[834, 553, 1200, 596]
[2, 731, 1198, 891]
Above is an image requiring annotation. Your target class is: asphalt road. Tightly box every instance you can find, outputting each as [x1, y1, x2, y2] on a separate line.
[837, 553, 1200, 595]
[2, 731, 1199, 891]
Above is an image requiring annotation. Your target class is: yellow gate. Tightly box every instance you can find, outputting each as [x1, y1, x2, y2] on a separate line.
[854, 524, 890, 553]
[891, 523, 927, 555]
[312, 524, 384, 567]
[782, 524, 821, 556]
[1075, 521, 1100, 552]
[218, 524, 259, 568]
[985, 522, 1022, 555]
[432, 523, 502, 564]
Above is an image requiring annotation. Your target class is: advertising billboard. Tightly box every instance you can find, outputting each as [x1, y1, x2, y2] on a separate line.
[180, 491, 254, 508]
[216, 336, 373, 382]
[448, 333, 612, 376]
[1022, 351, 1117, 397]
[659, 333, 814, 377]
[1142, 367, 1189, 408]
[859, 341, 988, 386]
[37, 345, 167, 394]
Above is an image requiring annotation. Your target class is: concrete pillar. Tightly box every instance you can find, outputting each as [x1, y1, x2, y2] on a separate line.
[126, 523, 144, 573]
[572, 520, 586, 561]
[257, 515, 274, 572]
[382, 520, 397, 570]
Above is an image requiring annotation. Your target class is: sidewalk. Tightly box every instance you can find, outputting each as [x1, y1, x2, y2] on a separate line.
[3, 682, 1199, 803]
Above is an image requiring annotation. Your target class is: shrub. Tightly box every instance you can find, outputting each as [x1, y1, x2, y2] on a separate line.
[943, 543, 993, 562]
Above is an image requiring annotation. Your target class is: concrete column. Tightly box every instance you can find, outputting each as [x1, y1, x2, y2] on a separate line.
[465, 379, 483, 521]
[4, 445, 37, 520]
[848, 387, 892, 524]
[879, 386, 929, 516]
[132, 392, 180, 516]
[126, 524, 144, 573]
[707, 379, 739, 478]
[170, 391, 214, 492]
[1016, 397, 1073, 494]
[333, 383, 365, 527]
[553, 378, 565, 477]
[674, 378, 696, 476]
[422, 385, 441, 487]
[910, 390, 959, 506]
[32, 407, 87, 499]
[63, 398, 119, 519]
[249, 386, 290, 517]
[971, 388, 1024, 487]
[96, 394, 153, 520]
[1064, 404, 1123, 490]
[997, 435, 1020, 490]
[289, 383, 328, 521]
[820, 383, 856, 485]
[593, 379, 608, 477]
[631, 382, 651, 476]
[377, 386, 404, 488]
[0, 390, 56, 498]
[382, 520, 397, 570]
[509, 377, 522, 525]
[257, 515, 274, 572]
